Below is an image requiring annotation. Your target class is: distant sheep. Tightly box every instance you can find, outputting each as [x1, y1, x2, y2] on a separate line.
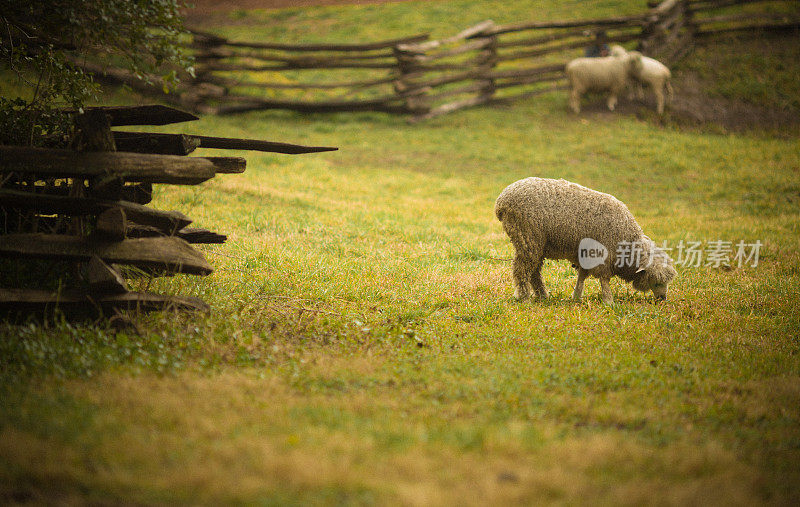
[565, 48, 642, 113]
[611, 46, 673, 114]
[494, 177, 676, 304]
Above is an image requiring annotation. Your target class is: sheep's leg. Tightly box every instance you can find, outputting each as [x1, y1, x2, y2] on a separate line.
[572, 268, 588, 302]
[569, 87, 582, 114]
[636, 82, 645, 100]
[531, 261, 549, 299]
[654, 84, 665, 115]
[600, 277, 614, 304]
[607, 92, 618, 111]
[626, 81, 637, 101]
[512, 254, 534, 300]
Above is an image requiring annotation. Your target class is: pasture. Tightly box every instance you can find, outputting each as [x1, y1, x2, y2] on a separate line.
[2, 0, 799, 504]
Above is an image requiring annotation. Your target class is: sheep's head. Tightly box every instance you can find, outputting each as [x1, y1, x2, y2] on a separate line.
[631, 237, 678, 301]
[625, 50, 644, 75]
[610, 45, 627, 58]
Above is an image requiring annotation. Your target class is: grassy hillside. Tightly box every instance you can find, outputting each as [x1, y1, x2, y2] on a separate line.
[2, 0, 800, 504]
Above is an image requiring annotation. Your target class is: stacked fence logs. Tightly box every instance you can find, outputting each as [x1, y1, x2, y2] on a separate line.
[187, 29, 431, 115]
[0, 105, 336, 318]
[77, 0, 798, 121]
[400, 14, 648, 121]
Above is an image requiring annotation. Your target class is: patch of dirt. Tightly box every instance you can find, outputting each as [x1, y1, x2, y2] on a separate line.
[569, 69, 799, 137]
[666, 69, 800, 136]
[578, 31, 800, 137]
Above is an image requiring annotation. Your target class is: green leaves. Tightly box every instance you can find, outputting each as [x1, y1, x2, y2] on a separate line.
[0, 0, 193, 145]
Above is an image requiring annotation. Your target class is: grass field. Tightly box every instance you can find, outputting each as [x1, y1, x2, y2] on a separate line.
[2, 0, 800, 504]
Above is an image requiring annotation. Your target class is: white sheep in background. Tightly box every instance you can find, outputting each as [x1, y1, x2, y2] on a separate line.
[495, 177, 677, 304]
[611, 45, 673, 115]
[565, 49, 642, 113]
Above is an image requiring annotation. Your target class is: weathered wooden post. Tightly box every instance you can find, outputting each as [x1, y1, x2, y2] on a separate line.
[474, 21, 499, 106]
[392, 42, 431, 115]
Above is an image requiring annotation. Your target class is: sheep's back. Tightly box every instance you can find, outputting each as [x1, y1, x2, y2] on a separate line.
[565, 57, 626, 89]
[495, 177, 643, 262]
[640, 56, 671, 79]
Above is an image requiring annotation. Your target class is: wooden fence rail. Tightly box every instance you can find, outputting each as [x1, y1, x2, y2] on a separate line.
[79, 0, 799, 121]
[0, 105, 337, 318]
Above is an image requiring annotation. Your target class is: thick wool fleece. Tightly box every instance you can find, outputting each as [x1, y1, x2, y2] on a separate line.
[565, 50, 641, 113]
[495, 177, 676, 302]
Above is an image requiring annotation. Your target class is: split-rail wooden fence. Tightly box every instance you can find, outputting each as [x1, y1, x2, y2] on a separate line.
[0, 105, 336, 318]
[82, 0, 799, 121]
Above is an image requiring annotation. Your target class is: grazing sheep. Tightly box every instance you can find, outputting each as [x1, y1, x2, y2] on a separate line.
[610, 46, 673, 114]
[565, 49, 642, 113]
[494, 177, 677, 304]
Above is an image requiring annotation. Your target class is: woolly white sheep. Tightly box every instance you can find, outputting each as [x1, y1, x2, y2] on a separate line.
[610, 46, 673, 114]
[495, 177, 677, 304]
[565, 49, 642, 113]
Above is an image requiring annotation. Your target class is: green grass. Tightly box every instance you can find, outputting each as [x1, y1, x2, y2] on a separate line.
[2, 0, 800, 504]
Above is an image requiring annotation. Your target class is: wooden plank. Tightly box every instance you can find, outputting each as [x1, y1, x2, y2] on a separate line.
[3, 181, 151, 204]
[196, 135, 338, 154]
[127, 225, 228, 244]
[411, 93, 494, 122]
[485, 63, 566, 80]
[123, 184, 153, 205]
[202, 156, 247, 174]
[399, 21, 496, 52]
[496, 33, 641, 62]
[0, 189, 191, 232]
[73, 62, 203, 111]
[423, 80, 494, 103]
[397, 38, 495, 64]
[87, 256, 128, 294]
[0, 288, 209, 313]
[650, 0, 681, 17]
[694, 20, 800, 34]
[72, 110, 116, 151]
[488, 15, 646, 36]
[196, 60, 398, 72]
[88, 175, 124, 200]
[190, 30, 430, 52]
[176, 228, 227, 244]
[213, 96, 408, 115]
[0, 145, 216, 185]
[495, 28, 590, 48]
[688, 0, 777, 13]
[93, 208, 128, 241]
[85, 105, 199, 126]
[494, 73, 565, 89]
[113, 132, 338, 154]
[398, 64, 496, 90]
[0, 234, 213, 276]
[692, 12, 799, 26]
[113, 132, 201, 155]
[395, 50, 495, 72]
[193, 47, 396, 62]
[199, 73, 398, 90]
